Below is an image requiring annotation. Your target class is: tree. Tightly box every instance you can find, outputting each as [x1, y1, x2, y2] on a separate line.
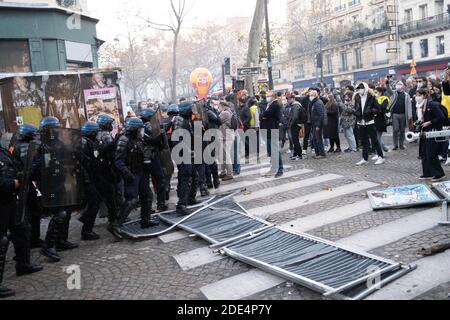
[99, 26, 161, 102]
[245, 0, 266, 94]
[137, 0, 193, 101]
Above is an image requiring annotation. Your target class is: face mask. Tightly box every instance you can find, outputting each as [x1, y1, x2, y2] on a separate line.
[309, 96, 315, 102]
[358, 89, 365, 96]
[417, 82, 423, 89]
[415, 96, 424, 105]
[396, 85, 403, 92]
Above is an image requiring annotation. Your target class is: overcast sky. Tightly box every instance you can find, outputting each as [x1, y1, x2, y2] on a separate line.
[88, 0, 287, 41]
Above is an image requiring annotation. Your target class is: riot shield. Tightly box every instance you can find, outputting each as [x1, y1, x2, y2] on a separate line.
[150, 108, 162, 136]
[40, 127, 84, 208]
[15, 140, 39, 225]
[192, 101, 208, 127]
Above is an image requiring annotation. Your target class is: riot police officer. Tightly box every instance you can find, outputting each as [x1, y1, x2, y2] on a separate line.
[204, 101, 222, 190]
[115, 117, 160, 228]
[163, 105, 179, 199]
[171, 102, 199, 215]
[139, 108, 168, 212]
[37, 117, 78, 262]
[78, 122, 103, 240]
[12, 124, 43, 248]
[96, 115, 122, 239]
[1, 131, 43, 298]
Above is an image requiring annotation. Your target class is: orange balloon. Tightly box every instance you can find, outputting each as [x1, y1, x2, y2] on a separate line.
[190, 68, 213, 99]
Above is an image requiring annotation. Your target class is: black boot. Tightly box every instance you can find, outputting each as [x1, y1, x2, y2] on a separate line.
[141, 215, 160, 229]
[0, 236, 15, 298]
[200, 184, 210, 197]
[56, 211, 78, 251]
[41, 214, 62, 262]
[157, 204, 168, 213]
[213, 176, 220, 189]
[176, 205, 190, 216]
[81, 231, 100, 241]
[107, 222, 123, 240]
[12, 224, 43, 277]
[188, 198, 200, 206]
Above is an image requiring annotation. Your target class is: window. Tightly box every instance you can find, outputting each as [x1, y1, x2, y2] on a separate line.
[0, 40, 30, 73]
[419, 4, 428, 19]
[374, 42, 388, 62]
[436, 36, 445, 55]
[420, 39, 429, 57]
[326, 55, 333, 74]
[340, 52, 348, 71]
[295, 63, 305, 78]
[404, 9, 413, 23]
[406, 42, 413, 60]
[354, 48, 362, 69]
[435, 0, 444, 15]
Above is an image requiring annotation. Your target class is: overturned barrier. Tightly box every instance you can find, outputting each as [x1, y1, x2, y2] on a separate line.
[121, 191, 415, 300]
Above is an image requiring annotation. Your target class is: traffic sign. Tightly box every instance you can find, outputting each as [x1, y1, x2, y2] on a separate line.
[230, 60, 238, 78]
[272, 70, 281, 80]
[386, 48, 398, 53]
[237, 67, 261, 76]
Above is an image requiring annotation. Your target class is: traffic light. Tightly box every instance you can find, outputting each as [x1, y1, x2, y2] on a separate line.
[224, 57, 231, 75]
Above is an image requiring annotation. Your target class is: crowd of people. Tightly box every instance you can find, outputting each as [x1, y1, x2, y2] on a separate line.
[1, 65, 450, 299]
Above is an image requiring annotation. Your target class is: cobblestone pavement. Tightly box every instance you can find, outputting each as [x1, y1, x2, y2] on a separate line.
[3, 133, 450, 300]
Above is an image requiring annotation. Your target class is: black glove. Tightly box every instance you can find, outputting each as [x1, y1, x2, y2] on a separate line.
[125, 173, 135, 184]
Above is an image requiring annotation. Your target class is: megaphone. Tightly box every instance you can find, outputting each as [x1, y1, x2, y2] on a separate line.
[406, 131, 420, 143]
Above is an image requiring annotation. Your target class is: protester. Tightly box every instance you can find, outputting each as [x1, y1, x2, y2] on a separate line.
[374, 86, 390, 153]
[386, 79, 413, 151]
[218, 101, 235, 181]
[309, 88, 326, 159]
[324, 94, 341, 153]
[340, 92, 358, 153]
[354, 82, 385, 166]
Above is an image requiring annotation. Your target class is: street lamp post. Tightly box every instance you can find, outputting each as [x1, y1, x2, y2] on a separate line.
[317, 33, 324, 85]
[264, 0, 274, 91]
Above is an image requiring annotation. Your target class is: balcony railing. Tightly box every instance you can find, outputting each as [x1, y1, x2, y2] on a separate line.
[399, 13, 450, 35]
[338, 67, 350, 72]
[352, 64, 363, 70]
[335, 4, 346, 11]
[348, 0, 361, 7]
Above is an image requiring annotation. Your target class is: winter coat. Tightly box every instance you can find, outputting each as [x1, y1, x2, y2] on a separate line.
[340, 101, 356, 129]
[354, 83, 380, 125]
[311, 98, 326, 129]
[261, 100, 282, 130]
[219, 106, 234, 136]
[324, 102, 340, 140]
[289, 102, 306, 130]
[374, 96, 390, 133]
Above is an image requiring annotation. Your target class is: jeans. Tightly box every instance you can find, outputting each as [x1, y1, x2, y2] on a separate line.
[343, 127, 357, 151]
[266, 132, 284, 173]
[377, 131, 389, 152]
[359, 124, 383, 161]
[290, 126, 303, 157]
[392, 113, 406, 148]
[233, 134, 241, 174]
[312, 127, 325, 156]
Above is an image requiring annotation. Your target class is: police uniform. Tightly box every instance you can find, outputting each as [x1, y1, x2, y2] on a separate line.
[171, 102, 199, 215]
[115, 117, 159, 228]
[1, 141, 42, 299]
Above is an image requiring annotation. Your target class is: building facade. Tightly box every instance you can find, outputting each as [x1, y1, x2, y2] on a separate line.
[0, 1, 101, 74]
[274, 0, 450, 91]
[397, 0, 450, 79]
[278, 0, 400, 91]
